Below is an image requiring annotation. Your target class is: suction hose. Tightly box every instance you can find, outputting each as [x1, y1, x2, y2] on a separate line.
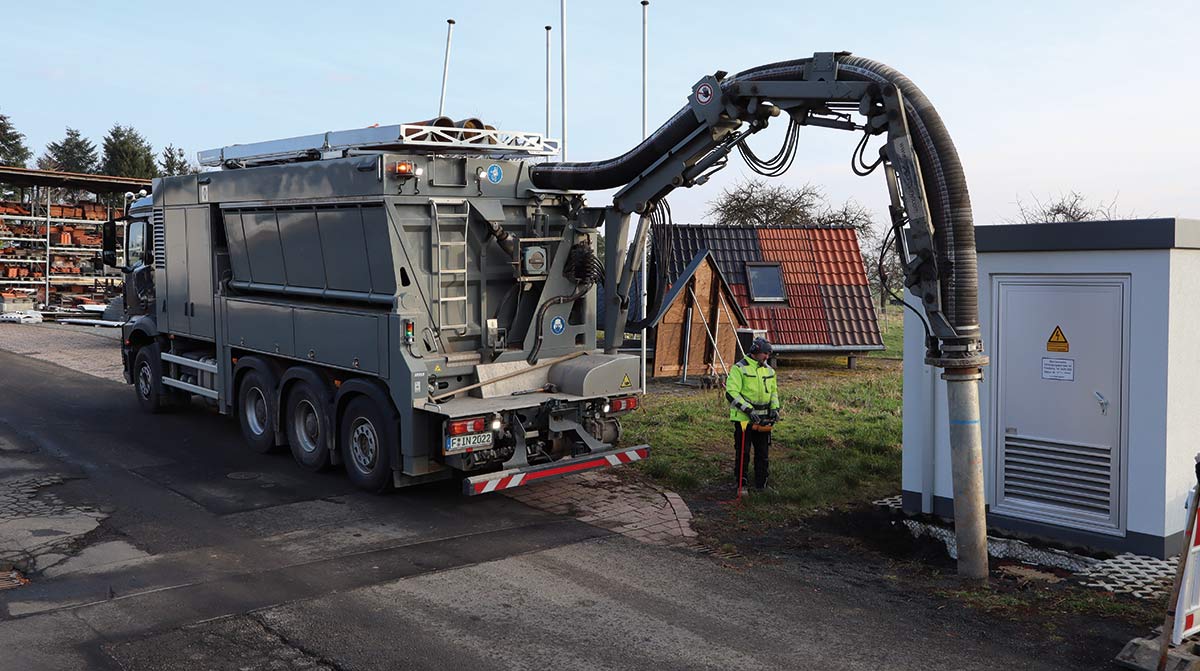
[529, 54, 978, 336]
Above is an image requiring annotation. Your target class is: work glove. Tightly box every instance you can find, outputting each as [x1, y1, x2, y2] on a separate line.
[768, 409, 779, 423]
[748, 411, 764, 425]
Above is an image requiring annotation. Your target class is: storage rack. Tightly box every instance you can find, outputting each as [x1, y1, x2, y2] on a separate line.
[0, 196, 124, 309]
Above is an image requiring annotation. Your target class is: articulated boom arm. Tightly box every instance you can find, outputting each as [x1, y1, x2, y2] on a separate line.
[529, 52, 992, 579]
[532, 52, 986, 371]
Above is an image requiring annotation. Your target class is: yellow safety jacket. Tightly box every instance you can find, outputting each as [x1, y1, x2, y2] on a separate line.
[725, 356, 780, 422]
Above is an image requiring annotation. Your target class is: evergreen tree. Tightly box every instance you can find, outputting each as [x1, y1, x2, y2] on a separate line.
[0, 111, 32, 200]
[0, 111, 32, 168]
[158, 144, 196, 176]
[41, 128, 99, 174]
[100, 124, 158, 179]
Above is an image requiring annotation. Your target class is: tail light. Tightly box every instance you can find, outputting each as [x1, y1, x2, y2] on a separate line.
[448, 416, 487, 436]
[609, 396, 639, 412]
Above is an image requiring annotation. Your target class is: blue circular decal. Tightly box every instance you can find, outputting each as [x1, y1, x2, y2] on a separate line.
[550, 316, 566, 335]
[486, 164, 503, 184]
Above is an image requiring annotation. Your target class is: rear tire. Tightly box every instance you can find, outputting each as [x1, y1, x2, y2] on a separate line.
[237, 370, 279, 454]
[285, 381, 331, 471]
[133, 344, 167, 414]
[340, 396, 393, 494]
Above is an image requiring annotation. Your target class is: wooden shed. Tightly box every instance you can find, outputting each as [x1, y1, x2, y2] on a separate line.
[646, 250, 747, 379]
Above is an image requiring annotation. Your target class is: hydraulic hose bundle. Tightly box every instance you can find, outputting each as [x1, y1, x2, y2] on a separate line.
[529, 54, 979, 339]
[526, 241, 603, 364]
[625, 200, 673, 332]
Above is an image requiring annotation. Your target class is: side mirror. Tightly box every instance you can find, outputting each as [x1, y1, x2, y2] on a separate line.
[101, 220, 118, 267]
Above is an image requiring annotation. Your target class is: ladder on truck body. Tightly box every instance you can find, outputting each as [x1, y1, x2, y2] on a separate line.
[430, 199, 471, 335]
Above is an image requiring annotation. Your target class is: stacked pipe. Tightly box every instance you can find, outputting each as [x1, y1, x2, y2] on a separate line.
[403, 116, 499, 145]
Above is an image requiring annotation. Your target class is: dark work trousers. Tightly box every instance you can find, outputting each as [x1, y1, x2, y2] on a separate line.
[733, 421, 770, 489]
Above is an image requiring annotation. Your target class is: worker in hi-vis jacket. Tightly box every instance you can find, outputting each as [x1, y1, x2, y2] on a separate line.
[724, 337, 780, 495]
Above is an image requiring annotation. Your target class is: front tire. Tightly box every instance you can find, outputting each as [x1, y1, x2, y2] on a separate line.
[286, 381, 331, 471]
[340, 396, 393, 493]
[133, 344, 167, 414]
[238, 370, 279, 454]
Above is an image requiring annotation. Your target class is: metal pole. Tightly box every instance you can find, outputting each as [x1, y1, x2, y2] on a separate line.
[545, 25, 552, 139]
[681, 301, 692, 383]
[639, 0, 649, 393]
[559, 0, 567, 162]
[641, 0, 648, 139]
[438, 19, 455, 117]
[44, 186, 51, 309]
[943, 368, 989, 581]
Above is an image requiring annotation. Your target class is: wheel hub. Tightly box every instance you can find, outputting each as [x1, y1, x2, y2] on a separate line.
[349, 418, 378, 473]
[137, 363, 152, 398]
[293, 400, 321, 454]
[244, 387, 268, 436]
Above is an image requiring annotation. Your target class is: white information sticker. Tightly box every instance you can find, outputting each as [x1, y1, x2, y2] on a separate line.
[1041, 357, 1075, 381]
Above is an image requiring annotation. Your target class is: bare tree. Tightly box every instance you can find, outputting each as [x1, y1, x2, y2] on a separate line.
[1008, 191, 1130, 224]
[706, 179, 879, 235]
[706, 180, 825, 229]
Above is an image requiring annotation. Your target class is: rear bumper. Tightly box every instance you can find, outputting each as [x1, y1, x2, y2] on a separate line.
[463, 444, 650, 496]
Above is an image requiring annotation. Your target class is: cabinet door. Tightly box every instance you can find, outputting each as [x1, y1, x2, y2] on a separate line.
[994, 278, 1126, 535]
[186, 207, 214, 339]
[164, 208, 189, 335]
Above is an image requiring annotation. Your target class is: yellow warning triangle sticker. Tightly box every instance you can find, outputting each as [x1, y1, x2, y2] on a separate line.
[620, 373, 633, 388]
[1046, 325, 1069, 353]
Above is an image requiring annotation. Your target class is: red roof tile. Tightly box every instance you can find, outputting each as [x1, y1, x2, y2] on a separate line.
[658, 224, 881, 350]
[821, 284, 883, 347]
[809, 227, 869, 286]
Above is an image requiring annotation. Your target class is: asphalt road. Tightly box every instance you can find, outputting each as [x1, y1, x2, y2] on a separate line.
[0, 350, 1095, 670]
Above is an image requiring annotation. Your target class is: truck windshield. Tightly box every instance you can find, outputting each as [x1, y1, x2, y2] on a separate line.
[126, 220, 147, 267]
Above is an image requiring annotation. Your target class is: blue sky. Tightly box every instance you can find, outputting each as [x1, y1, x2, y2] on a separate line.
[4, 1, 1196, 228]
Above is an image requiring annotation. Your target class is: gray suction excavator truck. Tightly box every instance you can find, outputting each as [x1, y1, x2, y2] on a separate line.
[102, 54, 988, 516]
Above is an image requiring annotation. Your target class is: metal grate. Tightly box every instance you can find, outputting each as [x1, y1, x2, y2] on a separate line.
[1001, 434, 1115, 524]
[152, 207, 165, 271]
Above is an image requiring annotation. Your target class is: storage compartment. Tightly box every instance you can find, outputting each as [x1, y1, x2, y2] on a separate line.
[226, 299, 295, 356]
[293, 308, 382, 373]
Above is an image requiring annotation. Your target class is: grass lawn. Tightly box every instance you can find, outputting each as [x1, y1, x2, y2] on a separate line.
[624, 316, 1163, 642]
[624, 348, 903, 525]
[871, 307, 905, 357]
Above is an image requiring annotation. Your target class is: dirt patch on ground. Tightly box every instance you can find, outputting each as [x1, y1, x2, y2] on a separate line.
[671, 491, 1156, 670]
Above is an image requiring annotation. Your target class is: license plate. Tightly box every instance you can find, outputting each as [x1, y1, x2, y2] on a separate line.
[446, 432, 494, 452]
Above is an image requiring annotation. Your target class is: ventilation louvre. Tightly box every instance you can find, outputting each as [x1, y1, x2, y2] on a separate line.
[152, 207, 165, 271]
[1000, 434, 1117, 529]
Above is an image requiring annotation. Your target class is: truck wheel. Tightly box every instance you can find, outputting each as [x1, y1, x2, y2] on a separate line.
[285, 381, 331, 471]
[340, 396, 393, 493]
[133, 344, 167, 414]
[237, 370, 279, 454]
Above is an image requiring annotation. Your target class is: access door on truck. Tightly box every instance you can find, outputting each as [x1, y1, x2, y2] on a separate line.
[163, 206, 214, 340]
[991, 275, 1128, 535]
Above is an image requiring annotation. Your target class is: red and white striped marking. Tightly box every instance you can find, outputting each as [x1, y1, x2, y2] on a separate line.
[605, 449, 645, 466]
[465, 446, 650, 496]
[1175, 487, 1200, 645]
